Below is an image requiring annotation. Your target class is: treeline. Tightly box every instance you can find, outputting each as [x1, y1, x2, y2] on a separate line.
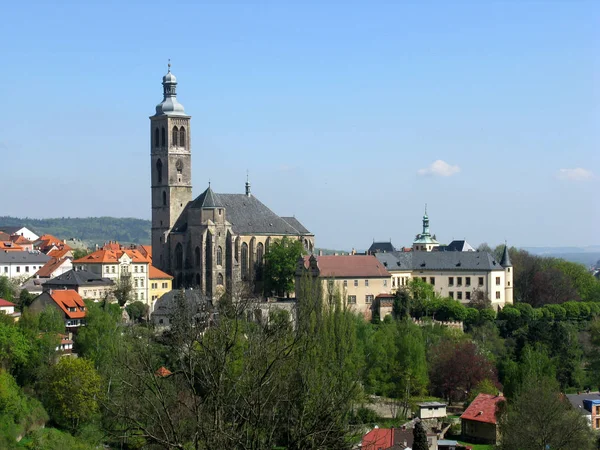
[0, 216, 150, 245]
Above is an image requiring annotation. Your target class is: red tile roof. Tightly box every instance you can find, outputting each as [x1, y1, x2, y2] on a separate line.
[139, 245, 152, 259]
[0, 299, 15, 307]
[461, 393, 505, 425]
[36, 235, 72, 253]
[74, 248, 151, 264]
[361, 428, 394, 450]
[0, 232, 10, 241]
[149, 265, 173, 280]
[10, 235, 33, 245]
[47, 248, 72, 259]
[0, 241, 23, 251]
[35, 257, 70, 278]
[49, 290, 87, 319]
[303, 255, 391, 278]
[155, 366, 172, 377]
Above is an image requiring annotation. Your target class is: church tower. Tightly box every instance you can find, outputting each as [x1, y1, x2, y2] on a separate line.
[150, 64, 192, 272]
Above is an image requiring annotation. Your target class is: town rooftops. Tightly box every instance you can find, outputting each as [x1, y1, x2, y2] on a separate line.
[73, 248, 151, 264]
[149, 265, 173, 280]
[0, 241, 23, 251]
[375, 250, 506, 272]
[0, 225, 37, 236]
[441, 240, 476, 252]
[460, 393, 504, 424]
[43, 269, 114, 288]
[302, 255, 391, 278]
[361, 427, 394, 450]
[10, 235, 33, 246]
[48, 289, 86, 319]
[0, 250, 51, 264]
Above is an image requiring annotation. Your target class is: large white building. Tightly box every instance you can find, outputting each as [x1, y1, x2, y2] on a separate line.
[0, 251, 51, 280]
[373, 212, 513, 310]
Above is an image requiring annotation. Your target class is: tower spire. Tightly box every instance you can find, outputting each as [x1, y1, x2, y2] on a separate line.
[245, 170, 251, 196]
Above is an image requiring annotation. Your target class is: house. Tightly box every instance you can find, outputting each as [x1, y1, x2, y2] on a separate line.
[0, 250, 51, 280]
[149, 265, 173, 309]
[0, 226, 39, 242]
[361, 425, 438, 450]
[9, 235, 34, 251]
[34, 234, 72, 254]
[73, 243, 150, 304]
[296, 254, 391, 320]
[29, 289, 87, 330]
[34, 256, 73, 279]
[368, 241, 396, 254]
[0, 298, 20, 321]
[151, 289, 213, 329]
[0, 241, 23, 252]
[42, 269, 114, 301]
[460, 393, 505, 444]
[417, 401, 447, 420]
[566, 391, 600, 429]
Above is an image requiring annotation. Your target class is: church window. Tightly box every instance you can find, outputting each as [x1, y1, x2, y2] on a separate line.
[175, 243, 183, 270]
[217, 273, 223, 285]
[241, 243, 249, 280]
[256, 242, 264, 265]
[161, 127, 166, 146]
[195, 246, 201, 267]
[179, 127, 186, 149]
[172, 126, 178, 147]
[162, 191, 167, 206]
[154, 128, 159, 148]
[216, 246, 223, 266]
[156, 159, 163, 183]
[235, 238, 240, 263]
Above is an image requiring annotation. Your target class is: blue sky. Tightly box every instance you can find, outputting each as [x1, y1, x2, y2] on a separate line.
[1, 1, 598, 249]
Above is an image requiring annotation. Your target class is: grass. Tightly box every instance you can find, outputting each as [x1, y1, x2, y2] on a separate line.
[457, 441, 494, 450]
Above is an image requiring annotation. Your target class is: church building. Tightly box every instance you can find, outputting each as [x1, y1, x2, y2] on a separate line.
[150, 65, 314, 298]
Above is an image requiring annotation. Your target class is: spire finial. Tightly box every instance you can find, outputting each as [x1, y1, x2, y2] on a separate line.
[168, 59, 171, 72]
[245, 170, 251, 196]
[208, 179, 211, 188]
[425, 203, 428, 215]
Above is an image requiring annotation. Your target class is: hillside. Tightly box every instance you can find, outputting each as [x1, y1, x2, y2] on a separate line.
[0, 216, 151, 246]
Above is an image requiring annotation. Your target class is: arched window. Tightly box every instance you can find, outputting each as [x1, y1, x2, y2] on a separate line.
[195, 246, 201, 267]
[216, 246, 223, 266]
[174, 243, 183, 270]
[235, 237, 240, 262]
[162, 191, 167, 206]
[256, 242, 264, 265]
[154, 128, 159, 148]
[172, 126, 178, 147]
[156, 159, 163, 183]
[179, 127, 186, 149]
[217, 273, 224, 285]
[161, 127, 166, 146]
[241, 243, 249, 280]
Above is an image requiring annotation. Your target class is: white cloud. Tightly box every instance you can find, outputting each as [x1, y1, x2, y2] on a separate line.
[417, 160, 461, 177]
[557, 168, 593, 181]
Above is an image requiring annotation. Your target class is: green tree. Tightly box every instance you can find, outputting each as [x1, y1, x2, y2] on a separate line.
[38, 306, 65, 334]
[125, 301, 148, 322]
[412, 420, 429, 450]
[0, 321, 30, 371]
[498, 377, 595, 450]
[263, 236, 305, 297]
[0, 276, 17, 303]
[72, 248, 90, 260]
[43, 358, 102, 431]
[17, 289, 36, 310]
[113, 275, 133, 307]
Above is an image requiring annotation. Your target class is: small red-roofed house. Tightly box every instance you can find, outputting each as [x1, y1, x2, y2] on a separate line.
[0, 299, 18, 320]
[0, 241, 23, 252]
[29, 289, 87, 330]
[9, 235, 34, 251]
[35, 234, 72, 254]
[35, 256, 73, 279]
[460, 393, 505, 444]
[361, 427, 394, 450]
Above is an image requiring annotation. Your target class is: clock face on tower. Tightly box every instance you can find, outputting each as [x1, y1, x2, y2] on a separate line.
[176, 159, 183, 172]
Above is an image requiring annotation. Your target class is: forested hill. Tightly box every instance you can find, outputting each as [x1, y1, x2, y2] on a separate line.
[0, 216, 151, 245]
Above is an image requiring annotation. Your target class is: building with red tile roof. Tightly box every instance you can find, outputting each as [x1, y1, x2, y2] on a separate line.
[47, 247, 73, 259]
[30, 289, 87, 330]
[155, 366, 172, 377]
[73, 242, 151, 306]
[9, 235, 34, 251]
[0, 241, 23, 251]
[361, 427, 394, 450]
[149, 265, 173, 307]
[0, 298, 17, 317]
[35, 256, 73, 279]
[35, 234, 72, 254]
[460, 393, 505, 444]
[296, 255, 392, 321]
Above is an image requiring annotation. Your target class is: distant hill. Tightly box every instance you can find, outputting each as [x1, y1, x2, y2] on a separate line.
[0, 216, 151, 246]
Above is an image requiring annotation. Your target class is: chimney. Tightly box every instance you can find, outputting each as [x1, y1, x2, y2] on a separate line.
[351, 248, 356, 255]
[318, 250, 323, 256]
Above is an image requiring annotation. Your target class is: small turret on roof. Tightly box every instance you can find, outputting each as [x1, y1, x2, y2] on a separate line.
[500, 243, 512, 267]
[190, 185, 222, 209]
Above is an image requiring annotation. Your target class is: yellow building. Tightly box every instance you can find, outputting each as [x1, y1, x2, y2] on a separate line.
[149, 265, 173, 311]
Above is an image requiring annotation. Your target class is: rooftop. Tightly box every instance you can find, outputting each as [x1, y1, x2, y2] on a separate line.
[302, 255, 391, 278]
[375, 250, 506, 272]
[460, 393, 504, 424]
[0, 250, 51, 264]
[44, 269, 114, 288]
[48, 289, 87, 319]
[149, 265, 173, 280]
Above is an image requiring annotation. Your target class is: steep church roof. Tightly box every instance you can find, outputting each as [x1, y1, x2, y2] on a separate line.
[190, 186, 222, 209]
[375, 251, 504, 272]
[281, 217, 311, 235]
[218, 194, 309, 236]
